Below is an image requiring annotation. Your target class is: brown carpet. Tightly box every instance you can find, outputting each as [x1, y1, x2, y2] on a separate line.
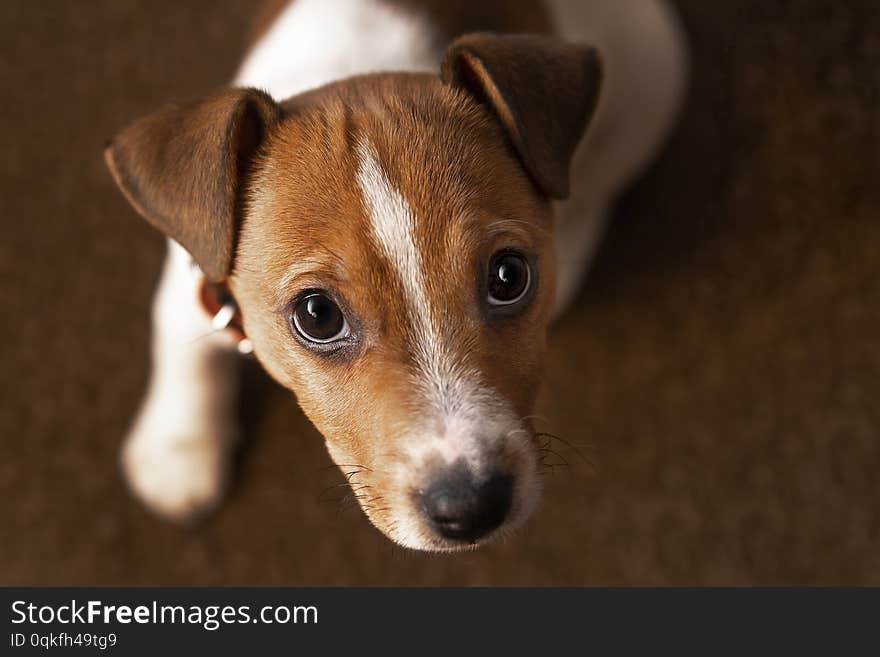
[2, 1, 878, 585]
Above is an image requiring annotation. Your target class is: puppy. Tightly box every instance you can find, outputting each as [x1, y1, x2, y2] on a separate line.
[105, 0, 686, 551]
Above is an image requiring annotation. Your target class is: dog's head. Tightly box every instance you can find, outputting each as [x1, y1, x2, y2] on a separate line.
[106, 34, 601, 551]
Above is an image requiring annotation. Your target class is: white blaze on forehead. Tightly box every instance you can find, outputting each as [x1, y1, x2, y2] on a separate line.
[354, 137, 453, 405]
[354, 138, 429, 330]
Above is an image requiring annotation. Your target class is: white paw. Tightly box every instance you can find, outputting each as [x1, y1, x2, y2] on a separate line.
[121, 431, 233, 524]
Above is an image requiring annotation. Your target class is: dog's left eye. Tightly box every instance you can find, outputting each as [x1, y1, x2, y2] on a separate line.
[487, 251, 531, 306]
[291, 293, 350, 343]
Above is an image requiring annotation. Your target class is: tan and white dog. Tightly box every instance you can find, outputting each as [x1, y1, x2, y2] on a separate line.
[105, 0, 686, 552]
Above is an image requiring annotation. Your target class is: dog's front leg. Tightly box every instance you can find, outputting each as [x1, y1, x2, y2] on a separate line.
[122, 239, 241, 523]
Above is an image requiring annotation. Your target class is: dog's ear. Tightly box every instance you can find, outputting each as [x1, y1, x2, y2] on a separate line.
[442, 33, 602, 200]
[104, 88, 281, 281]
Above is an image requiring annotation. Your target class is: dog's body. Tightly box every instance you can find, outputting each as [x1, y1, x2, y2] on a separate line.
[107, 0, 686, 551]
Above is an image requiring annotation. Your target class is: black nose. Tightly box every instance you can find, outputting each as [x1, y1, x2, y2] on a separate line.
[421, 468, 513, 542]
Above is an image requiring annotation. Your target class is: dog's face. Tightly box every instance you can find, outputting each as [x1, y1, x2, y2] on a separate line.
[106, 34, 601, 551]
[232, 76, 556, 549]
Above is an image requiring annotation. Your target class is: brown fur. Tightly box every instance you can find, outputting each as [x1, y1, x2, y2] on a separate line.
[229, 74, 558, 540]
[443, 33, 602, 199]
[104, 89, 281, 281]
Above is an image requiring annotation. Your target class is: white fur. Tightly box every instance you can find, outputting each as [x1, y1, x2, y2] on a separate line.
[234, 0, 440, 98]
[548, 0, 688, 312]
[122, 240, 240, 521]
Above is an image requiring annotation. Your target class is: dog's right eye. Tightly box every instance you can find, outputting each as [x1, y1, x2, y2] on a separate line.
[291, 293, 350, 343]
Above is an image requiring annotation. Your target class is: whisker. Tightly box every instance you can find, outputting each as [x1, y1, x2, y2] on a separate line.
[310, 463, 373, 475]
[316, 481, 371, 502]
[538, 449, 570, 471]
[535, 431, 594, 466]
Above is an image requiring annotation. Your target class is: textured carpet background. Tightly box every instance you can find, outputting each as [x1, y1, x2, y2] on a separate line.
[1, 1, 878, 585]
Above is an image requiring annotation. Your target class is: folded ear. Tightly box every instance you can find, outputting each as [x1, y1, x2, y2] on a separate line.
[442, 33, 602, 200]
[104, 88, 281, 281]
